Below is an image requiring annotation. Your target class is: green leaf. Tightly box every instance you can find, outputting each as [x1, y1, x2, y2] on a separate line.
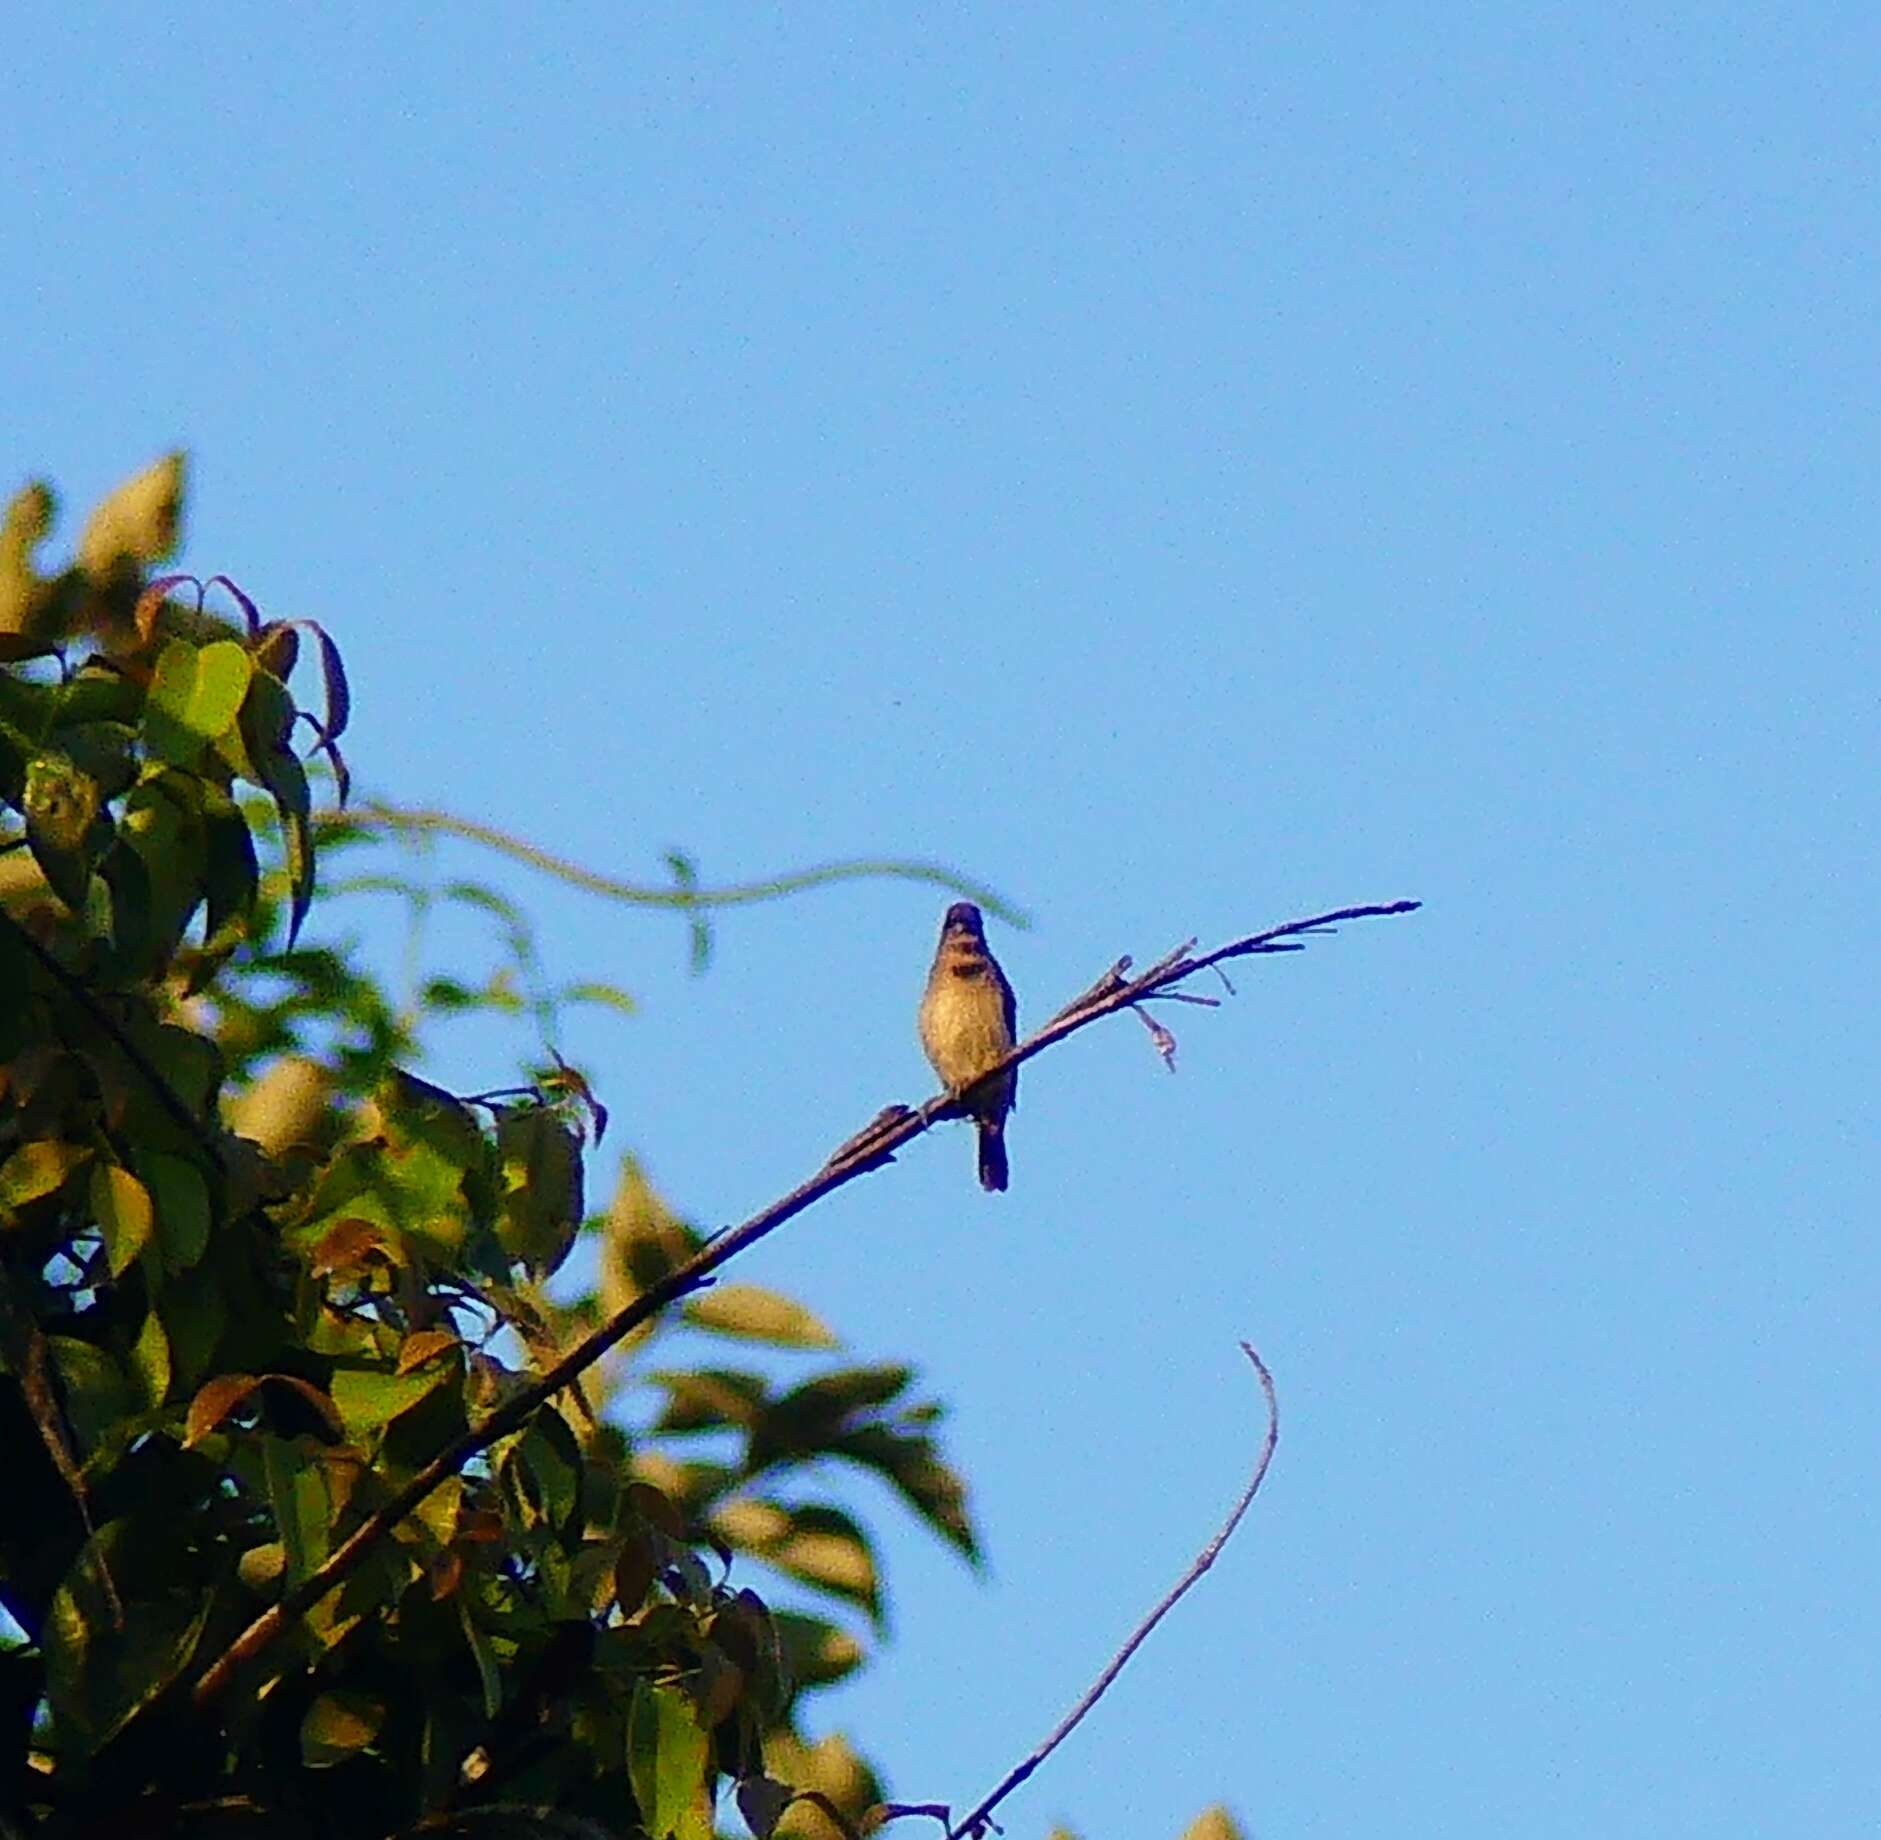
[494, 1106, 584, 1279]
[43, 1529, 211, 1754]
[457, 1598, 502, 1719]
[829, 1421, 979, 1561]
[22, 752, 102, 911]
[708, 1500, 880, 1623]
[216, 664, 286, 780]
[416, 975, 480, 1013]
[560, 979, 637, 1016]
[190, 789, 260, 986]
[651, 1368, 771, 1434]
[768, 1611, 865, 1692]
[55, 664, 142, 729]
[159, 1267, 227, 1388]
[329, 1365, 446, 1439]
[143, 638, 253, 766]
[44, 1336, 132, 1449]
[139, 1021, 222, 1116]
[266, 1434, 332, 1588]
[96, 836, 154, 967]
[231, 669, 316, 945]
[297, 1071, 484, 1260]
[54, 719, 138, 799]
[129, 1309, 171, 1408]
[117, 769, 208, 970]
[300, 1689, 385, 1767]
[514, 1402, 583, 1533]
[143, 1153, 211, 1270]
[90, 1158, 155, 1279]
[627, 1682, 713, 1840]
[682, 1284, 838, 1350]
[748, 1364, 913, 1467]
[0, 1139, 91, 1213]
[664, 848, 713, 973]
[380, 1068, 485, 1165]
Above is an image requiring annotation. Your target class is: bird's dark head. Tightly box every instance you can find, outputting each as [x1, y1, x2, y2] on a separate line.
[941, 901, 985, 938]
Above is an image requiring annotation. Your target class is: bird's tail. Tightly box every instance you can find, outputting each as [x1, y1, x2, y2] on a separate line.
[977, 1119, 1009, 1193]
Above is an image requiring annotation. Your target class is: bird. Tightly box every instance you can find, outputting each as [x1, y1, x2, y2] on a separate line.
[918, 901, 1017, 1192]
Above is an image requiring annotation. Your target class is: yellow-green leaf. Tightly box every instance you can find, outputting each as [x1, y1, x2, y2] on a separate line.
[0, 1139, 92, 1214]
[683, 1283, 838, 1350]
[710, 1500, 879, 1621]
[329, 1365, 444, 1437]
[628, 1683, 712, 1840]
[144, 638, 253, 765]
[130, 1310, 171, 1407]
[91, 1163, 155, 1278]
[300, 1690, 384, 1768]
[769, 1612, 864, 1691]
[22, 755, 101, 911]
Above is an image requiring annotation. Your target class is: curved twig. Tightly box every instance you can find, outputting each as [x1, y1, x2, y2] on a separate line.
[185, 899, 1414, 1715]
[338, 801, 1032, 929]
[943, 1344, 1279, 1840]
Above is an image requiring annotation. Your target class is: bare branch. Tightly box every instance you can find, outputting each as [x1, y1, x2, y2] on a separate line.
[945, 1345, 1280, 1840]
[874, 1804, 953, 1833]
[1046, 956, 1135, 1025]
[185, 899, 1413, 1714]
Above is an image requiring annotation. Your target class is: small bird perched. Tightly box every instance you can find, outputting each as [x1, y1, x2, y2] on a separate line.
[918, 901, 1018, 1192]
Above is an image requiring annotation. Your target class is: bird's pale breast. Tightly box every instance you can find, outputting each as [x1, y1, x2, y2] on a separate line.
[921, 968, 1014, 1092]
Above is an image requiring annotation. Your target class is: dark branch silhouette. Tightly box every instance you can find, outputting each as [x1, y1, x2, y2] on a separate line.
[186, 899, 1415, 1714]
[3, 911, 225, 1171]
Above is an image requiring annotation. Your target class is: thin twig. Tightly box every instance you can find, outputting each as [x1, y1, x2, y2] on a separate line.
[342, 802, 1031, 929]
[185, 899, 1414, 1715]
[944, 1344, 1280, 1840]
[2, 911, 225, 1171]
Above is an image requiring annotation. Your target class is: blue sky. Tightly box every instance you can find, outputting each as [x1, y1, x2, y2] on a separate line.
[8, 6, 1878, 1835]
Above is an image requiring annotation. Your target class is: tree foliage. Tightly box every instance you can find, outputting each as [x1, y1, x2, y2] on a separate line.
[0, 462, 985, 1840]
[1, 459, 1260, 1840]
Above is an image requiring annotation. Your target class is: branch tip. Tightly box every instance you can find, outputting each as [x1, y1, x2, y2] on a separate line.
[943, 1340, 1280, 1839]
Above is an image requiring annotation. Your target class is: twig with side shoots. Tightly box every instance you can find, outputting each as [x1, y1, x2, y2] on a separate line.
[185, 900, 1415, 1715]
[875, 1344, 1280, 1840]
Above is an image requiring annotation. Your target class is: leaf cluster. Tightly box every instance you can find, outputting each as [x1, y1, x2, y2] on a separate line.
[0, 465, 978, 1840]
